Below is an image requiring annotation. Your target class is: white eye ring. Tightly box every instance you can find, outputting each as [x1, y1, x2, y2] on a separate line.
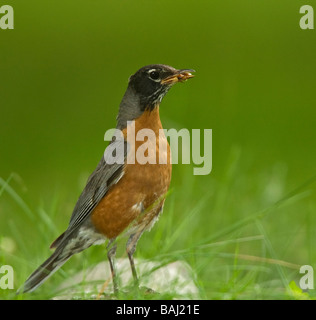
[148, 69, 161, 82]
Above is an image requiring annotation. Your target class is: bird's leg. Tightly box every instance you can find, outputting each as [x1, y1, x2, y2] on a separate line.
[107, 239, 119, 295]
[126, 232, 142, 288]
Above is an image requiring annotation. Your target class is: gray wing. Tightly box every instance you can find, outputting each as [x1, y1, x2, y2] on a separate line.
[51, 139, 128, 248]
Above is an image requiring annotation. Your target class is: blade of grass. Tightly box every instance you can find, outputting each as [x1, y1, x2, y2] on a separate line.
[0, 174, 14, 197]
[255, 220, 289, 287]
[0, 176, 35, 221]
[195, 188, 311, 248]
[162, 192, 211, 253]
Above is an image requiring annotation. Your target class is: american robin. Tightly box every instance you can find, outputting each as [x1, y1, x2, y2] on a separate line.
[19, 64, 194, 294]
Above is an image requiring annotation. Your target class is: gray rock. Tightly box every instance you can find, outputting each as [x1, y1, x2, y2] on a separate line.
[53, 258, 200, 299]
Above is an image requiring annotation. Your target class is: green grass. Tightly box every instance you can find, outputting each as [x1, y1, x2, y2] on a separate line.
[1, 147, 316, 300]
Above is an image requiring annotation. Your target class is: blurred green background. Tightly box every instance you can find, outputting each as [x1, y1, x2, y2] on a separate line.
[1, 0, 316, 299]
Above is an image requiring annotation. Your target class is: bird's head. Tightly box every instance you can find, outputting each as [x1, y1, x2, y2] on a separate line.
[128, 64, 195, 109]
[116, 64, 194, 129]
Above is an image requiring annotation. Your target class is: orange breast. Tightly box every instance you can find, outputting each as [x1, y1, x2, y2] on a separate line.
[91, 107, 172, 239]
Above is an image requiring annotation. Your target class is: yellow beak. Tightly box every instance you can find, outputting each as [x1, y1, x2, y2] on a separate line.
[161, 69, 195, 85]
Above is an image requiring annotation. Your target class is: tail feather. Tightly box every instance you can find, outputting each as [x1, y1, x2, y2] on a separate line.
[18, 227, 102, 294]
[17, 248, 71, 294]
[50, 231, 65, 249]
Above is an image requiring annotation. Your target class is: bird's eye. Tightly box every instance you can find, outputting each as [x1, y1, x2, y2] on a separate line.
[149, 70, 160, 81]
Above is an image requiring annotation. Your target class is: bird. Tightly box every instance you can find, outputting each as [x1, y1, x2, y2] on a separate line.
[18, 64, 195, 294]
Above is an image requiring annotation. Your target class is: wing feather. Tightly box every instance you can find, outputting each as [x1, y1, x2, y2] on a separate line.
[52, 139, 127, 248]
